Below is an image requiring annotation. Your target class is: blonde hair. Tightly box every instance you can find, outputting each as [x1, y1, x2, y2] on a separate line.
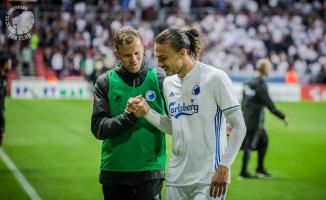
[114, 27, 142, 50]
[256, 58, 271, 73]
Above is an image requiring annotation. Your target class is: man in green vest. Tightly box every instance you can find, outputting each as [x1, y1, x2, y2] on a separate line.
[91, 27, 166, 200]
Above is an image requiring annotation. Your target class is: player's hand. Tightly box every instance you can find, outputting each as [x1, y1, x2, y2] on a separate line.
[284, 117, 289, 126]
[126, 96, 142, 114]
[210, 165, 229, 198]
[126, 96, 149, 118]
[133, 97, 150, 118]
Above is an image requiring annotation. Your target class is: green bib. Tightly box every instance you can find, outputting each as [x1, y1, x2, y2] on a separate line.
[101, 68, 166, 171]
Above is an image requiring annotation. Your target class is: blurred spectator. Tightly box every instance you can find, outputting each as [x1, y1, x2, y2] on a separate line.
[285, 67, 299, 84]
[315, 65, 326, 84]
[0, 0, 325, 83]
[90, 57, 105, 85]
[51, 50, 64, 79]
[72, 52, 82, 76]
[21, 44, 33, 76]
[30, 32, 39, 53]
[82, 52, 94, 81]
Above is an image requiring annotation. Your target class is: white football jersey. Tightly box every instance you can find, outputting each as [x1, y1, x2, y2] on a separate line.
[163, 61, 240, 186]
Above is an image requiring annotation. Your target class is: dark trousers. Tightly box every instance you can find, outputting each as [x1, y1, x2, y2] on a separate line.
[102, 179, 163, 200]
[241, 129, 269, 174]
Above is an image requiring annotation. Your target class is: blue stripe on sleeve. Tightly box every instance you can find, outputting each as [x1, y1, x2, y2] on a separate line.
[214, 111, 219, 170]
[221, 105, 240, 112]
[214, 108, 222, 170]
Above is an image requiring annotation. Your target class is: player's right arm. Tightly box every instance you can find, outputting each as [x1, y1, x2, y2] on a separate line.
[144, 77, 172, 135]
[91, 73, 138, 140]
[145, 108, 172, 135]
[126, 97, 172, 135]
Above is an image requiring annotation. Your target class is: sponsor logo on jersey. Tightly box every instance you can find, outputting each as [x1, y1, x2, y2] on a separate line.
[168, 91, 180, 97]
[169, 101, 199, 118]
[145, 90, 156, 101]
[192, 85, 200, 95]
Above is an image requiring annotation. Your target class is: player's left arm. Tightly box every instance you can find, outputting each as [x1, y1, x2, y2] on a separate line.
[220, 108, 246, 167]
[211, 108, 246, 197]
[210, 71, 246, 198]
[212, 72, 246, 165]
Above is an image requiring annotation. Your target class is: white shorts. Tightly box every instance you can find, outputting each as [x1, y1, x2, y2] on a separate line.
[166, 183, 228, 200]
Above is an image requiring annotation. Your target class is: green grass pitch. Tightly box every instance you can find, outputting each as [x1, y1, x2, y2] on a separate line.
[0, 99, 325, 199]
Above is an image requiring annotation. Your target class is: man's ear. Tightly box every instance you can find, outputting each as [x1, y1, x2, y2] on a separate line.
[114, 50, 120, 59]
[179, 48, 187, 58]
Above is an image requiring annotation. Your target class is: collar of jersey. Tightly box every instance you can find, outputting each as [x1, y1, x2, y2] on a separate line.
[180, 61, 200, 80]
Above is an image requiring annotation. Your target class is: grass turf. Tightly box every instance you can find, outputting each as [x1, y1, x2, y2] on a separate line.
[1, 99, 325, 199]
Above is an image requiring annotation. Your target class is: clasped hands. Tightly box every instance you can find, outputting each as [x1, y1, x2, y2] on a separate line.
[125, 95, 150, 118]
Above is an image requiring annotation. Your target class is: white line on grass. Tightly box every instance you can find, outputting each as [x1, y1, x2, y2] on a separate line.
[0, 148, 42, 200]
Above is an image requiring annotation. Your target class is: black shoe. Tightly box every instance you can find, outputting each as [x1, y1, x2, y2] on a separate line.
[256, 169, 272, 178]
[239, 171, 255, 179]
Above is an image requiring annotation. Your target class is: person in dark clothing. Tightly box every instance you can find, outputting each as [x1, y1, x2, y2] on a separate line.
[240, 58, 288, 179]
[91, 27, 166, 200]
[0, 53, 12, 146]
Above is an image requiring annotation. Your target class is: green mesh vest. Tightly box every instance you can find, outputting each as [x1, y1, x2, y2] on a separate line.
[101, 68, 166, 171]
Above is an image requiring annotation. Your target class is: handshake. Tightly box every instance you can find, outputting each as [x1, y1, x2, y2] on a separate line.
[125, 95, 150, 118]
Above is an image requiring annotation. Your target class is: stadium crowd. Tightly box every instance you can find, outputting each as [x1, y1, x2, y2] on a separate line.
[0, 0, 325, 84]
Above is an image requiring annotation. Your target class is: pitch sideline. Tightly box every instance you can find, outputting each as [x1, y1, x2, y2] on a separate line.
[0, 148, 42, 200]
